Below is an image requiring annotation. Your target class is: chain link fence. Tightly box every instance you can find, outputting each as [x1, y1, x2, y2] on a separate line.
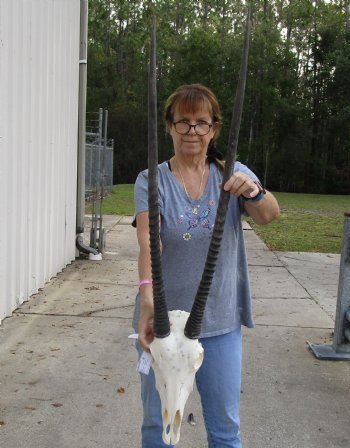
[85, 110, 114, 201]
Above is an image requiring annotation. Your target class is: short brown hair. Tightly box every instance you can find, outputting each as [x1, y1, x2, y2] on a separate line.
[164, 84, 222, 140]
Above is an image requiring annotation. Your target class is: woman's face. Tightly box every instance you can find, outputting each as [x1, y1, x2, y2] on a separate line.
[169, 105, 217, 159]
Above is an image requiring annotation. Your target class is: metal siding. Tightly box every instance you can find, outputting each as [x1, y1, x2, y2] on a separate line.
[0, 0, 80, 322]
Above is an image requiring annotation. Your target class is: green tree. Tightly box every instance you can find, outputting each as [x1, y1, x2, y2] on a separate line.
[86, 0, 350, 194]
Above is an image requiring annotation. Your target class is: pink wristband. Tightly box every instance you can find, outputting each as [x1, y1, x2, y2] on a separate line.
[139, 279, 153, 288]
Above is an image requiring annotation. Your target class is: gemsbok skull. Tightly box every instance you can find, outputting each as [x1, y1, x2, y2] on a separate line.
[146, 9, 251, 445]
[150, 310, 204, 445]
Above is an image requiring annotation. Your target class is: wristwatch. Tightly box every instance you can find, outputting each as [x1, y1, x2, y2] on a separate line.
[241, 180, 266, 202]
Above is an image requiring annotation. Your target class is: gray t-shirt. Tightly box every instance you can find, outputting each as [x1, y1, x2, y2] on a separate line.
[133, 161, 258, 337]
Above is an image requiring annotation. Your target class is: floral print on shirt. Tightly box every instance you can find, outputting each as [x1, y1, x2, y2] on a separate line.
[177, 200, 216, 241]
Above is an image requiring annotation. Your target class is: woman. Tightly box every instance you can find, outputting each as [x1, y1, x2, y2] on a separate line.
[133, 84, 280, 448]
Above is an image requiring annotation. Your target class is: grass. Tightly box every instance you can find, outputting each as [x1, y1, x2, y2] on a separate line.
[86, 185, 350, 254]
[86, 184, 135, 216]
[248, 192, 350, 254]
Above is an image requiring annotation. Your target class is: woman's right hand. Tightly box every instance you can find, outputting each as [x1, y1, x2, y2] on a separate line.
[138, 301, 155, 352]
[136, 211, 160, 352]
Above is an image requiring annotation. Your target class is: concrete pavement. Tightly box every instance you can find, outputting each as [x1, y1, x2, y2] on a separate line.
[0, 215, 349, 448]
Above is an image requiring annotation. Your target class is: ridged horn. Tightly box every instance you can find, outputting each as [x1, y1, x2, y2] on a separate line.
[185, 7, 252, 339]
[148, 15, 170, 338]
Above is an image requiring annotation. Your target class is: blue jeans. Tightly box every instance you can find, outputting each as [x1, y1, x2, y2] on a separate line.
[137, 328, 242, 448]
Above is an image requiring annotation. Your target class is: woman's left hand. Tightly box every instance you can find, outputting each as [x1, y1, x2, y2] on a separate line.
[223, 172, 259, 199]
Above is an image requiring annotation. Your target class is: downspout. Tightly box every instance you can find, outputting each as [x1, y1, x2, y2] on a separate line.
[76, 0, 98, 256]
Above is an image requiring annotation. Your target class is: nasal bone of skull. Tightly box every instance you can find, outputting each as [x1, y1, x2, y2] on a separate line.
[162, 407, 182, 445]
[150, 310, 204, 445]
[160, 374, 190, 444]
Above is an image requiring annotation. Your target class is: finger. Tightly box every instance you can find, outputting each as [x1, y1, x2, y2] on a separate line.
[224, 176, 247, 196]
[138, 333, 151, 352]
[234, 179, 250, 197]
[142, 344, 151, 353]
[245, 184, 260, 198]
[223, 176, 236, 192]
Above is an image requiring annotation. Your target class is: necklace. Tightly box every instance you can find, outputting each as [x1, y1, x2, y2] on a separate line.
[174, 158, 206, 204]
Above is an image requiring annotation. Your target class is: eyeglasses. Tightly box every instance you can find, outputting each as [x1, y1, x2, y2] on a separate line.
[173, 121, 213, 136]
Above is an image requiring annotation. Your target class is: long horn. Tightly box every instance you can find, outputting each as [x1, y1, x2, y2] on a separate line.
[148, 15, 170, 338]
[185, 7, 252, 339]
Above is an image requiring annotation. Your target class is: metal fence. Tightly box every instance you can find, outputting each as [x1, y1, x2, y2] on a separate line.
[85, 109, 114, 201]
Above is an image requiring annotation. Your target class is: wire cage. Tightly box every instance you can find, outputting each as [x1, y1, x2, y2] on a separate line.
[85, 109, 114, 202]
[85, 109, 114, 253]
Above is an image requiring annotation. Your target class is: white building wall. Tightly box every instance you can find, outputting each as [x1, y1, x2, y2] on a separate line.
[0, 0, 81, 322]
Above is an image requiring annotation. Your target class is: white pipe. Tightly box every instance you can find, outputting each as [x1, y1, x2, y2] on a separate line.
[76, 0, 88, 235]
[76, 0, 99, 257]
